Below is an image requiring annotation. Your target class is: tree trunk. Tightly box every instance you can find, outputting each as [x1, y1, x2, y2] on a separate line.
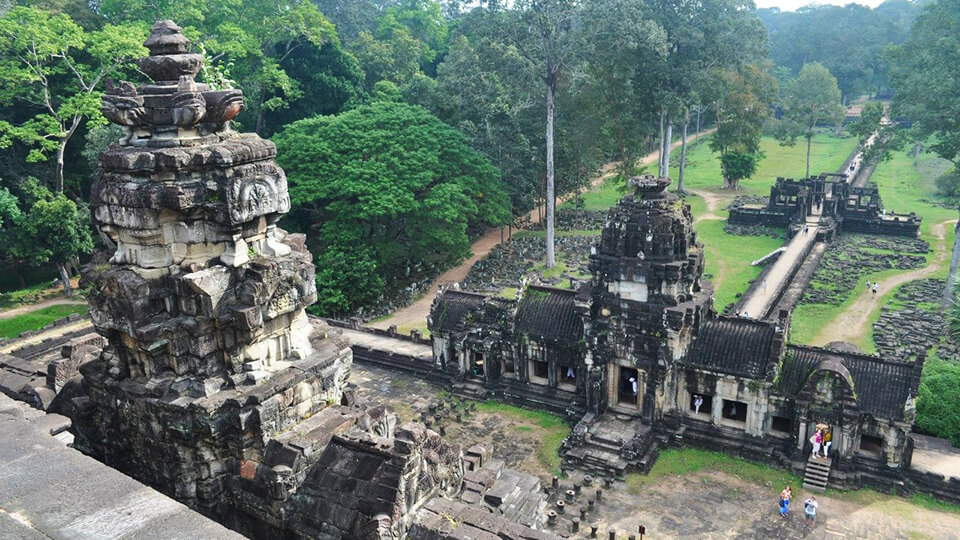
[58, 262, 72, 296]
[658, 107, 666, 176]
[946, 219, 960, 305]
[695, 107, 701, 142]
[663, 119, 673, 178]
[55, 139, 67, 193]
[805, 135, 812, 178]
[678, 119, 689, 194]
[545, 83, 556, 269]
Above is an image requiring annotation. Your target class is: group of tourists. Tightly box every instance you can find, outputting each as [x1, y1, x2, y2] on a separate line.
[778, 486, 819, 529]
[810, 425, 833, 459]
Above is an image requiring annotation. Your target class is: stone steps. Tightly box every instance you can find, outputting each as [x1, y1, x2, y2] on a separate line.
[802, 455, 832, 493]
[452, 381, 490, 401]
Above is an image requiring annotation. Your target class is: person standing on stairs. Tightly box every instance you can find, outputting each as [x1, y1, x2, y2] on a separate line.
[822, 429, 832, 458]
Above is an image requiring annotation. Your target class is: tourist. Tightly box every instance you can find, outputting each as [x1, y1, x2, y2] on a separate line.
[694, 394, 704, 414]
[810, 429, 823, 458]
[872, 282, 878, 296]
[566, 366, 575, 380]
[762, 279, 768, 293]
[630, 377, 638, 395]
[804, 496, 818, 528]
[779, 486, 792, 518]
[823, 429, 833, 458]
[803, 225, 809, 235]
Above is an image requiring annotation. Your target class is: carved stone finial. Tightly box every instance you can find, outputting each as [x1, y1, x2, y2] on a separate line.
[143, 20, 189, 56]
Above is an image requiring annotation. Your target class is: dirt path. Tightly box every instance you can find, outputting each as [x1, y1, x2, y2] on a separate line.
[370, 130, 715, 331]
[688, 188, 728, 224]
[0, 298, 86, 321]
[812, 219, 957, 346]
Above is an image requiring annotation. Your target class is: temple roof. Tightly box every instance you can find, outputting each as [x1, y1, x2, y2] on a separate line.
[776, 345, 920, 420]
[683, 316, 777, 378]
[514, 286, 582, 346]
[430, 290, 488, 334]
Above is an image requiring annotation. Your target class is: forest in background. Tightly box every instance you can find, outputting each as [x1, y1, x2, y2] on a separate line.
[0, 0, 954, 317]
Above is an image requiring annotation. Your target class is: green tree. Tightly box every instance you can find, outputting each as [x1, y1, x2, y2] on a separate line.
[9, 188, 93, 295]
[887, 0, 960, 167]
[777, 62, 844, 178]
[95, 0, 337, 134]
[916, 357, 960, 446]
[274, 101, 511, 315]
[493, 0, 584, 269]
[708, 64, 777, 189]
[0, 6, 146, 193]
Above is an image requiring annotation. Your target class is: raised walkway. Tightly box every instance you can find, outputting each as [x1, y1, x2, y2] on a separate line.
[738, 213, 821, 319]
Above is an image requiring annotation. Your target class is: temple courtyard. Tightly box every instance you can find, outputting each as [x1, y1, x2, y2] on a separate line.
[353, 362, 960, 539]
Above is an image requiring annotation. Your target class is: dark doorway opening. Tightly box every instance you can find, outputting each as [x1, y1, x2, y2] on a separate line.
[469, 351, 484, 378]
[532, 360, 548, 380]
[771, 416, 791, 434]
[722, 399, 747, 423]
[689, 393, 713, 415]
[562, 365, 577, 383]
[859, 434, 883, 456]
[618, 367, 639, 405]
[503, 357, 515, 375]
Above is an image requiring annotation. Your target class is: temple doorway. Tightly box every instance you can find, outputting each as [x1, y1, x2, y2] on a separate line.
[617, 367, 639, 407]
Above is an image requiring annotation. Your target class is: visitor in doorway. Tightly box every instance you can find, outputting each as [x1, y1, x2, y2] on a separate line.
[630, 377, 638, 395]
[872, 282, 878, 296]
[810, 429, 823, 458]
[566, 366, 575, 380]
[694, 394, 704, 414]
[728, 402, 737, 419]
[823, 429, 833, 458]
[804, 496, 819, 529]
[779, 486, 792, 518]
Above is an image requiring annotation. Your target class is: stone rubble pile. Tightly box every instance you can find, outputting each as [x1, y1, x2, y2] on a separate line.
[873, 279, 951, 362]
[801, 234, 928, 305]
[462, 235, 596, 291]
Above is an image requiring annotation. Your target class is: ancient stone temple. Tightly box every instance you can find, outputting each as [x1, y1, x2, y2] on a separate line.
[47, 20, 557, 539]
[578, 175, 713, 420]
[430, 175, 924, 489]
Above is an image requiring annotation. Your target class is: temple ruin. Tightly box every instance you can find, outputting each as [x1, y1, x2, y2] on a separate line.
[429, 174, 924, 493]
[0, 21, 560, 540]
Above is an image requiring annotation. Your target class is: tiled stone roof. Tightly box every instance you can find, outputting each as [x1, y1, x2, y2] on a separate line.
[514, 286, 582, 346]
[431, 290, 488, 334]
[683, 316, 776, 378]
[777, 345, 920, 420]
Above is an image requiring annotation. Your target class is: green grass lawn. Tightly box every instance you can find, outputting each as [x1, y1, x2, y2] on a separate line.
[626, 447, 802, 494]
[476, 401, 569, 475]
[626, 447, 960, 514]
[789, 147, 956, 347]
[0, 304, 89, 339]
[671, 133, 858, 196]
[697, 220, 784, 310]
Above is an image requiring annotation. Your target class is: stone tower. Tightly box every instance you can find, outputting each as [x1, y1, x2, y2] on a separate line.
[582, 176, 713, 420]
[74, 20, 352, 514]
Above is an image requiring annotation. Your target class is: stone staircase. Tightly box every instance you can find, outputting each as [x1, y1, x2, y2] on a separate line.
[452, 380, 490, 401]
[802, 455, 832, 493]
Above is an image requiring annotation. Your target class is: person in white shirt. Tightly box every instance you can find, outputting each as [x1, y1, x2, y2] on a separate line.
[804, 496, 818, 528]
[694, 394, 703, 414]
